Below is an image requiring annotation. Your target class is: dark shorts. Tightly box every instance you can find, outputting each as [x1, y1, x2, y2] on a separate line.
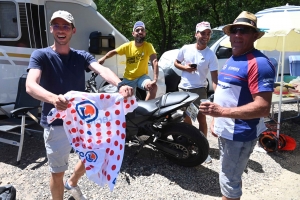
[179, 87, 207, 107]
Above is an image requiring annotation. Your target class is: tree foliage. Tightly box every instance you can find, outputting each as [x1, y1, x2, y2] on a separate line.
[94, 0, 300, 57]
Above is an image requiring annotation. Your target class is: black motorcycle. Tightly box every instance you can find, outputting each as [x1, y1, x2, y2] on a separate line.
[85, 73, 209, 167]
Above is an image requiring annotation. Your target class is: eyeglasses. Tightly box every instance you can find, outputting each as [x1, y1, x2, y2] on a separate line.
[135, 28, 145, 33]
[230, 27, 255, 34]
[51, 24, 72, 31]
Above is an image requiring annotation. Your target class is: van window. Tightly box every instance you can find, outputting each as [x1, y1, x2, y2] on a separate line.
[208, 29, 225, 48]
[0, 1, 18, 39]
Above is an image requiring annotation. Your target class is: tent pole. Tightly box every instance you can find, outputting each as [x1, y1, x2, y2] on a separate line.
[276, 36, 286, 138]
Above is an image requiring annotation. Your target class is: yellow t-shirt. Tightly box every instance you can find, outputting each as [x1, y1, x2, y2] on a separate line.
[116, 41, 156, 80]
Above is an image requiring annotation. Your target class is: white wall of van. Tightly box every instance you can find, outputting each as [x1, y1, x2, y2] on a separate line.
[0, 0, 165, 114]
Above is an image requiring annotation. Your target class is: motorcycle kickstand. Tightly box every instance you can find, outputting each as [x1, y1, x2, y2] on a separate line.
[123, 136, 145, 184]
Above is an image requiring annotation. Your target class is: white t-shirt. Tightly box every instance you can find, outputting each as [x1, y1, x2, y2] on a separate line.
[47, 91, 137, 191]
[176, 44, 218, 89]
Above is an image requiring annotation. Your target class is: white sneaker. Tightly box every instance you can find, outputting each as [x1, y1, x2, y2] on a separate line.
[65, 183, 87, 200]
[204, 155, 212, 164]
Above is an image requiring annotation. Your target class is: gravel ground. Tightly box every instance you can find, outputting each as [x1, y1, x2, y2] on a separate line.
[0, 101, 300, 200]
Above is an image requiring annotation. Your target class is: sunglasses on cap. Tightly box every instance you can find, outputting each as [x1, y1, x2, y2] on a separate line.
[135, 28, 145, 33]
[230, 26, 256, 34]
[51, 24, 72, 31]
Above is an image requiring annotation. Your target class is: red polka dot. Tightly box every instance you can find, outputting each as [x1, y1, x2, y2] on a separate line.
[110, 150, 114, 156]
[131, 100, 135, 105]
[86, 166, 91, 170]
[71, 128, 77, 133]
[71, 109, 76, 113]
[114, 141, 119, 146]
[106, 148, 110, 154]
[124, 99, 128, 103]
[126, 104, 130, 109]
[115, 102, 120, 105]
[96, 132, 101, 136]
[72, 138, 76, 143]
[106, 95, 111, 99]
[82, 144, 86, 149]
[87, 124, 91, 128]
[107, 130, 112, 135]
[100, 94, 105, 99]
[67, 103, 72, 108]
[104, 171, 107, 176]
[115, 120, 120, 125]
[106, 138, 111, 143]
[107, 174, 111, 181]
[122, 122, 126, 128]
[96, 123, 101, 128]
[105, 111, 110, 117]
[87, 139, 92, 143]
[66, 121, 71, 125]
[80, 137, 84, 141]
[56, 113, 60, 118]
[76, 137, 80, 142]
[88, 146, 92, 149]
[120, 144, 123, 150]
[115, 110, 120, 115]
[69, 98, 75, 102]
[116, 130, 120, 135]
[121, 133, 126, 139]
[111, 165, 116, 170]
[79, 120, 83, 125]
[79, 129, 84, 134]
[75, 143, 79, 147]
[117, 155, 120, 160]
[74, 116, 77, 121]
[96, 140, 101, 144]
[106, 122, 111, 127]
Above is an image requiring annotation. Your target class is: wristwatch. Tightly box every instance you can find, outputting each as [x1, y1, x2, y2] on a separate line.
[117, 82, 125, 91]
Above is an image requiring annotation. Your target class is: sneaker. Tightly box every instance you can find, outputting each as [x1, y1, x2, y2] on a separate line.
[65, 181, 87, 200]
[204, 155, 212, 164]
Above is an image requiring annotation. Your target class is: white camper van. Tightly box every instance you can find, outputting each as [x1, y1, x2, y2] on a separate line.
[0, 0, 166, 113]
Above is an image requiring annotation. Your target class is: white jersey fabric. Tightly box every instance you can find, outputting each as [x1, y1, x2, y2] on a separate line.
[176, 44, 218, 89]
[47, 91, 137, 191]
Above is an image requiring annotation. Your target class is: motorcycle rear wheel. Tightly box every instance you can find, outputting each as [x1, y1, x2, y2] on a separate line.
[160, 122, 209, 167]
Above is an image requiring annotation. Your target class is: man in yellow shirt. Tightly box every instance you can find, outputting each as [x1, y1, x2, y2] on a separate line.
[98, 21, 158, 100]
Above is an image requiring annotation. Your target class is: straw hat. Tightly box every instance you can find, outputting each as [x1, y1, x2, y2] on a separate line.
[223, 11, 264, 39]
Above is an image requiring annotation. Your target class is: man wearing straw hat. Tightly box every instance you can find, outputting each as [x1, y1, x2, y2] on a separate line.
[199, 11, 275, 200]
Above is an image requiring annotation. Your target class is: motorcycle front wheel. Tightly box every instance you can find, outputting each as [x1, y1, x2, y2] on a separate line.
[159, 122, 209, 167]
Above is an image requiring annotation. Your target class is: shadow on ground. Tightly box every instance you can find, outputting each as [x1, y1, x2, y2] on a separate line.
[0, 128, 47, 169]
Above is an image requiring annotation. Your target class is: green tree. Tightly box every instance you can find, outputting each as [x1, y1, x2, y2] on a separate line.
[94, 0, 300, 57]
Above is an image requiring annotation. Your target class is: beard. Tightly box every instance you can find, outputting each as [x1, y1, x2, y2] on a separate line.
[135, 36, 145, 43]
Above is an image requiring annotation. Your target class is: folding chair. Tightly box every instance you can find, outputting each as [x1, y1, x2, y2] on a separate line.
[0, 74, 42, 164]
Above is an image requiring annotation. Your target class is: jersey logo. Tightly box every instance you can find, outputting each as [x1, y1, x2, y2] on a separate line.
[76, 100, 98, 123]
[85, 151, 98, 162]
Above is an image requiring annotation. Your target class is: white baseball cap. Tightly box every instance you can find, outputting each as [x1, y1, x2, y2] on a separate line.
[196, 21, 211, 33]
[50, 10, 75, 27]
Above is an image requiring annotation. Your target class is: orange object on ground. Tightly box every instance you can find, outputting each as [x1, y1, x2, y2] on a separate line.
[259, 131, 296, 152]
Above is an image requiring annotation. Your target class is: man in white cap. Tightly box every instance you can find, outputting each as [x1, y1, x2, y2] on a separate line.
[26, 10, 133, 200]
[174, 21, 218, 163]
[199, 11, 275, 200]
[98, 21, 158, 100]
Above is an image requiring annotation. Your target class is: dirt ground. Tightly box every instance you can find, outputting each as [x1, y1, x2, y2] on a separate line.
[0, 113, 300, 199]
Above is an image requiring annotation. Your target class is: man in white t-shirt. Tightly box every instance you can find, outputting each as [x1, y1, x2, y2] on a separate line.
[174, 21, 218, 163]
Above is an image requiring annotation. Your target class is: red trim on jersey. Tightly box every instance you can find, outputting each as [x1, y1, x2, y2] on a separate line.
[247, 53, 259, 94]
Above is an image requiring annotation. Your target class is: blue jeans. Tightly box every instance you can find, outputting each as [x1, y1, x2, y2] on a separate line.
[218, 137, 258, 199]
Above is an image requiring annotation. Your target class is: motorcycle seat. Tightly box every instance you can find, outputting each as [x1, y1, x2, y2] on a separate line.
[134, 92, 190, 116]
